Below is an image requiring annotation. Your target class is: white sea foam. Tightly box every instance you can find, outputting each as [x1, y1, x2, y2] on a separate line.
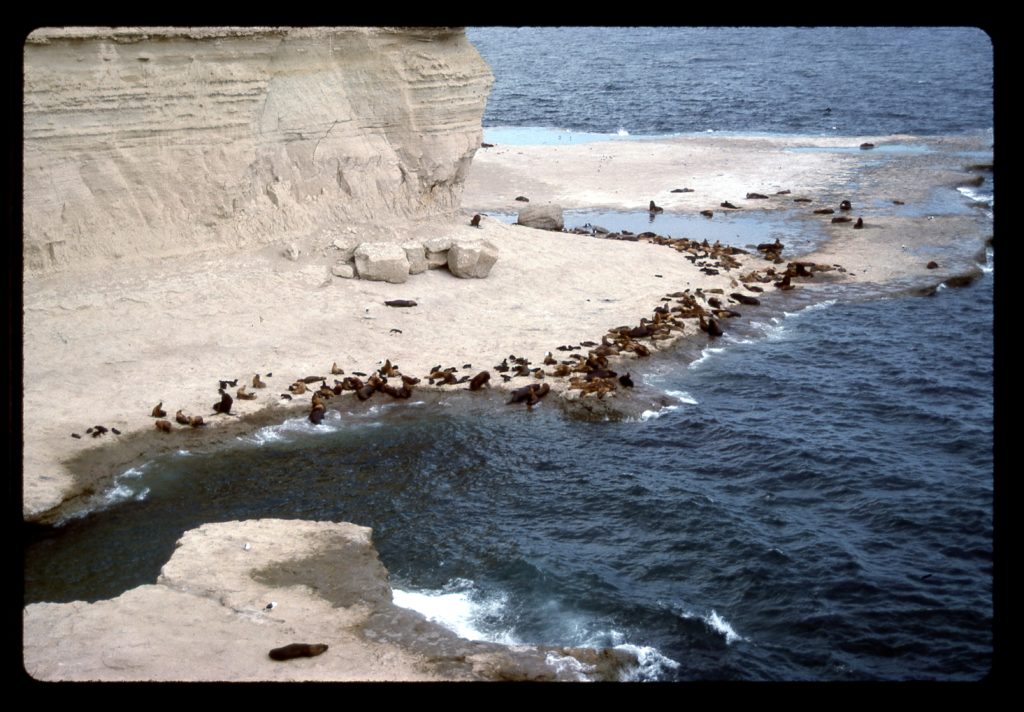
[674, 605, 745, 645]
[174, 449, 191, 457]
[784, 299, 836, 319]
[392, 580, 517, 645]
[615, 644, 682, 681]
[545, 652, 596, 681]
[706, 609, 745, 645]
[616, 127, 630, 136]
[55, 462, 154, 525]
[689, 346, 725, 370]
[665, 390, 698, 405]
[639, 404, 679, 421]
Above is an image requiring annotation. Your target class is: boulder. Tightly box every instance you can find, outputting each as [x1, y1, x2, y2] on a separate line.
[424, 236, 453, 269]
[332, 237, 360, 263]
[517, 204, 564, 231]
[448, 239, 499, 279]
[332, 262, 355, 279]
[402, 242, 429, 275]
[353, 243, 410, 283]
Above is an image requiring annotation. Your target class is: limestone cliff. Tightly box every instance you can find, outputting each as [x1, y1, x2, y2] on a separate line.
[23, 27, 493, 273]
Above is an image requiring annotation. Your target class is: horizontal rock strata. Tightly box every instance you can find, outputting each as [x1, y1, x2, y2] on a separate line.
[24, 27, 494, 274]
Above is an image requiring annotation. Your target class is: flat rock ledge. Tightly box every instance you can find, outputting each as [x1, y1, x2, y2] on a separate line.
[23, 519, 637, 682]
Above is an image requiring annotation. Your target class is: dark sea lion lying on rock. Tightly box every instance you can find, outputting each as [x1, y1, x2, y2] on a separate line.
[746, 192, 769, 199]
[269, 643, 329, 661]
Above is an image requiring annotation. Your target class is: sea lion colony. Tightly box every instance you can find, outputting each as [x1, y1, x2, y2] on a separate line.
[67, 192, 868, 440]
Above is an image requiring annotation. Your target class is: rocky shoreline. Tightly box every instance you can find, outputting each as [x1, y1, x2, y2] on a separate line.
[22, 27, 991, 682]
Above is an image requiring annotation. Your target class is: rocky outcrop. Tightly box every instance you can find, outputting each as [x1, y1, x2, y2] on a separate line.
[517, 203, 565, 231]
[353, 242, 410, 283]
[448, 239, 499, 278]
[23, 519, 637, 681]
[23, 27, 494, 274]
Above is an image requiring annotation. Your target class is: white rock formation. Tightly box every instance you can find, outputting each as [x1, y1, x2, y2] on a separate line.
[23, 27, 494, 274]
[424, 235, 454, 268]
[402, 242, 429, 274]
[517, 203, 565, 231]
[448, 239, 499, 278]
[354, 242, 410, 283]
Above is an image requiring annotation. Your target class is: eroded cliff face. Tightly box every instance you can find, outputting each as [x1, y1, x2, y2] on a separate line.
[23, 27, 493, 273]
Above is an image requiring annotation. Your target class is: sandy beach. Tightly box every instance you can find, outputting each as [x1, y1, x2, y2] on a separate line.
[21, 27, 992, 682]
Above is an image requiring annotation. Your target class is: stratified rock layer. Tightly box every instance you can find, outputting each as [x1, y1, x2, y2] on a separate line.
[23, 27, 494, 274]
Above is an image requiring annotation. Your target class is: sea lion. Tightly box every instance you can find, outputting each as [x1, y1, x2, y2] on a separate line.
[151, 402, 166, 418]
[175, 410, 190, 425]
[926, 261, 939, 269]
[746, 192, 769, 199]
[730, 292, 761, 306]
[619, 373, 634, 388]
[269, 644, 329, 661]
[481, 142, 494, 148]
[671, 188, 694, 193]
[301, 376, 326, 384]
[331, 362, 344, 375]
[831, 216, 852, 223]
[219, 379, 238, 389]
[71, 433, 81, 439]
[793, 198, 813, 203]
[308, 404, 325, 425]
[111, 428, 121, 435]
[700, 210, 713, 218]
[385, 300, 417, 308]
[814, 208, 835, 215]
[649, 200, 664, 213]
[237, 385, 257, 400]
[289, 381, 308, 395]
[469, 371, 491, 391]
[854, 218, 864, 229]
[155, 420, 172, 433]
[189, 415, 205, 428]
[839, 200, 852, 211]
[860, 142, 875, 150]
[515, 195, 530, 201]
[213, 389, 233, 415]
[470, 214, 482, 227]
[253, 374, 267, 388]
[720, 201, 739, 209]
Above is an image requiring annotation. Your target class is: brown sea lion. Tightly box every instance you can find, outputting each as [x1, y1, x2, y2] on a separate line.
[720, 201, 739, 209]
[151, 402, 166, 418]
[469, 371, 491, 391]
[213, 389, 233, 415]
[253, 374, 267, 388]
[155, 420, 172, 433]
[331, 362, 344, 375]
[269, 643, 329, 661]
[700, 210, 714, 218]
[237, 385, 257, 400]
[175, 410, 190, 425]
[385, 300, 417, 308]
[839, 200, 852, 211]
[470, 214, 482, 227]
[649, 200, 664, 213]
[189, 416, 206, 428]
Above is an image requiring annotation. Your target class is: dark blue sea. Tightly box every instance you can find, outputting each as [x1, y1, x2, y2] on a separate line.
[24, 28, 994, 681]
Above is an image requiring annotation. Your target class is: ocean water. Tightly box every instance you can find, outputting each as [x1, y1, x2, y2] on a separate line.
[23, 28, 994, 681]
